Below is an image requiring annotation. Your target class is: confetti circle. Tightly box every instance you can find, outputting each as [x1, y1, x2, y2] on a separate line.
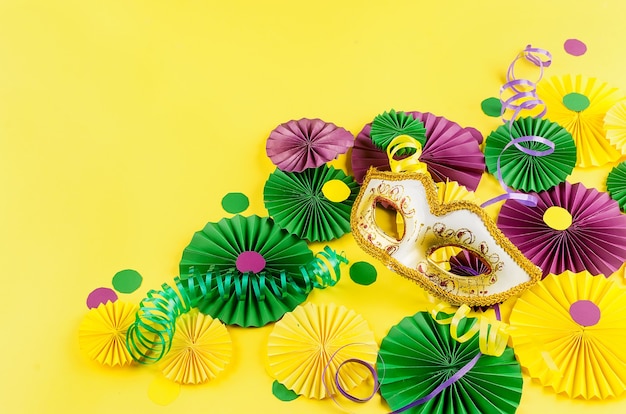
[221, 192, 250, 214]
[112, 269, 143, 294]
[542, 206, 572, 231]
[322, 179, 351, 202]
[349, 261, 377, 285]
[562, 92, 590, 111]
[235, 250, 266, 273]
[564, 38, 587, 56]
[86, 287, 118, 309]
[569, 300, 601, 327]
[272, 380, 300, 402]
[481, 97, 502, 117]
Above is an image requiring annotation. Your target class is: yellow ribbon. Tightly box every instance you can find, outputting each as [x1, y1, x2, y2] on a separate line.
[386, 135, 430, 175]
[431, 303, 510, 357]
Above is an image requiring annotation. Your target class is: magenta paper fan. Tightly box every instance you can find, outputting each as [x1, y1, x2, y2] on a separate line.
[350, 112, 485, 190]
[497, 181, 626, 277]
[266, 118, 354, 173]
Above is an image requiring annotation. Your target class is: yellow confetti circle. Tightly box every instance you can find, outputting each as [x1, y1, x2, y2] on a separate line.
[543, 206, 572, 231]
[322, 179, 351, 203]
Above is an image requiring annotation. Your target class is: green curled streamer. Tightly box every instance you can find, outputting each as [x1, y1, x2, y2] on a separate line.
[127, 246, 348, 363]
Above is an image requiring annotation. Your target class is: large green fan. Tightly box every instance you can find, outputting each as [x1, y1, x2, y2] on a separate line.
[485, 116, 577, 192]
[377, 311, 523, 414]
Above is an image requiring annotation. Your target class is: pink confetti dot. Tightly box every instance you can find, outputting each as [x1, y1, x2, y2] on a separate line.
[86, 287, 118, 309]
[236, 251, 266, 273]
[569, 299, 601, 326]
[564, 39, 587, 56]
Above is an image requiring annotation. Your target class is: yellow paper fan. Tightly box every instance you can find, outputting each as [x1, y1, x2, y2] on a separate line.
[78, 300, 138, 367]
[267, 302, 377, 399]
[537, 74, 624, 167]
[160, 309, 232, 384]
[509, 271, 626, 399]
[604, 101, 626, 153]
[435, 180, 477, 204]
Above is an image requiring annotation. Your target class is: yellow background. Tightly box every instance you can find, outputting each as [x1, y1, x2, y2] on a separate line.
[2, 0, 626, 412]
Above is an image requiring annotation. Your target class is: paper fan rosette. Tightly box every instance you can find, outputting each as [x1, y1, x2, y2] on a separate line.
[497, 181, 626, 277]
[263, 165, 359, 242]
[370, 109, 427, 153]
[509, 271, 626, 399]
[484, 117, 577, 192]
[179, 214, 315, 327]
[377, 311, 522, 413]
[350, 112, 484, 190]
[161, 309, 232, 384]
[604, 101, 626, 154]
[537, 74, 624, 166]
[78, 301, 138, 367]
[267, 302, 377, 399]
[606, 161, 626, 211]
[266, 118, 354, 173]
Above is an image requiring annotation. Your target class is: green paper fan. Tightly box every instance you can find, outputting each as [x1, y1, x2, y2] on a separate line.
[370, 109, 427, 154]
[263, 165, 359, 242]
[607, 161, 626, 212]
[484, 117, 577, 192]
[378, 312, 523, 414]
[179, 215, 314, 327]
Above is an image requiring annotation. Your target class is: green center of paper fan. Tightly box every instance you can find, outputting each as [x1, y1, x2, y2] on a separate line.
[322, 179, 351, 203]
[543, 206, 572, 231]
[562, 92, 590, 111]
[569, 300, 601, 326]
[236, 251, 266, 273]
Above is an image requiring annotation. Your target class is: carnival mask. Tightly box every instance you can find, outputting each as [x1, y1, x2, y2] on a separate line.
[350, 168, 541, 306]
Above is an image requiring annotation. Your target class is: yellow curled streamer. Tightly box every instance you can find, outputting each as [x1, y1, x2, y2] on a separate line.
[386, 135, 430, 175]
[430, 303, 510, 357]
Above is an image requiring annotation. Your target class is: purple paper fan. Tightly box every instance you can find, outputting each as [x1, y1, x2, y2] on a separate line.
[266, 118, 354, 173]
[497, 181, 626, 277]
[449, 249, 491, 276]
[350, 112, 485, 190]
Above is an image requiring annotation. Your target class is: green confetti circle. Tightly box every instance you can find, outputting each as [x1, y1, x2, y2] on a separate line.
[562, 92, 590, 112]
[112, 269, 143, 294]
[221, 192, 250, 214]
[272, 380, 300, 402]
[349, 261, 377, 285]
[481, 97, 502, 117]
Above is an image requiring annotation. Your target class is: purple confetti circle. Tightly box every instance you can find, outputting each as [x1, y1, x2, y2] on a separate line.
[569, 299, 601, 326]
[86, 287, 118, 309]
[564, 39, 587, 56]
[236, 251, 266, 273]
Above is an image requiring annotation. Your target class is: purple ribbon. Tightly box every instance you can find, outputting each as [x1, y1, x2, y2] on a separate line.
[390, 353, 482, 414]
[482, 45, 553, 208]
[335, 358, 379, 402]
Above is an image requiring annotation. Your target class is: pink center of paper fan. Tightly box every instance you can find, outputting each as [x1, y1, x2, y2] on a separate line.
[236, 251, 266, 273]
[569, 300, 601, 327]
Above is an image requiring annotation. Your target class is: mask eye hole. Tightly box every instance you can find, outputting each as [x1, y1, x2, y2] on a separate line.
[428, 246, 492, 276]
[374, 200, 405, 241]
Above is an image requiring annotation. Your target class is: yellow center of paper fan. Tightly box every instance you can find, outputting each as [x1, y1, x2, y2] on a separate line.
[543, 206, 572, 231]
[322, 179, 351, 202]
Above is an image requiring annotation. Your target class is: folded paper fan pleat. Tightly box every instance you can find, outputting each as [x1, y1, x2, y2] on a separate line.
[604, 101, 626, 154]
[161, 310, 232, 384]
[78, 301, 138, 367]
[267, 303, 377, 399]
[509, 271, 626, 399]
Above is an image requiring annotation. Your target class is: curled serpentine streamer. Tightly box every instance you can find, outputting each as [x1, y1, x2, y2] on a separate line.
[126, 246, 348, 364]
[482, 45, 554, 208]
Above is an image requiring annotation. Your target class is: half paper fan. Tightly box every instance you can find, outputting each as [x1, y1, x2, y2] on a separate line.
[604, 101, 626, 154]
[509, 271, 626, 399]
[606, 161, 626, 211]
[264, 165, 359, 242]
[266, 118, 354, 173]
[267, 303, 377, 399]
[180, 215, 315, 327]
[350, 112, 484, 190]
[161, 309, 232, 384]
[378, 311, 522, 413]
[484, 117, 577, 192]
[497, 181, 626, 277]
[537, 74, 623, 167]
[78, 301, 138, 367]
[370, 110, 427, 153]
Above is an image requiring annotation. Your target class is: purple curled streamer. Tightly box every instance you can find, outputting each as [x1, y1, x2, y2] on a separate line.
[482, 45, 554, 208]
